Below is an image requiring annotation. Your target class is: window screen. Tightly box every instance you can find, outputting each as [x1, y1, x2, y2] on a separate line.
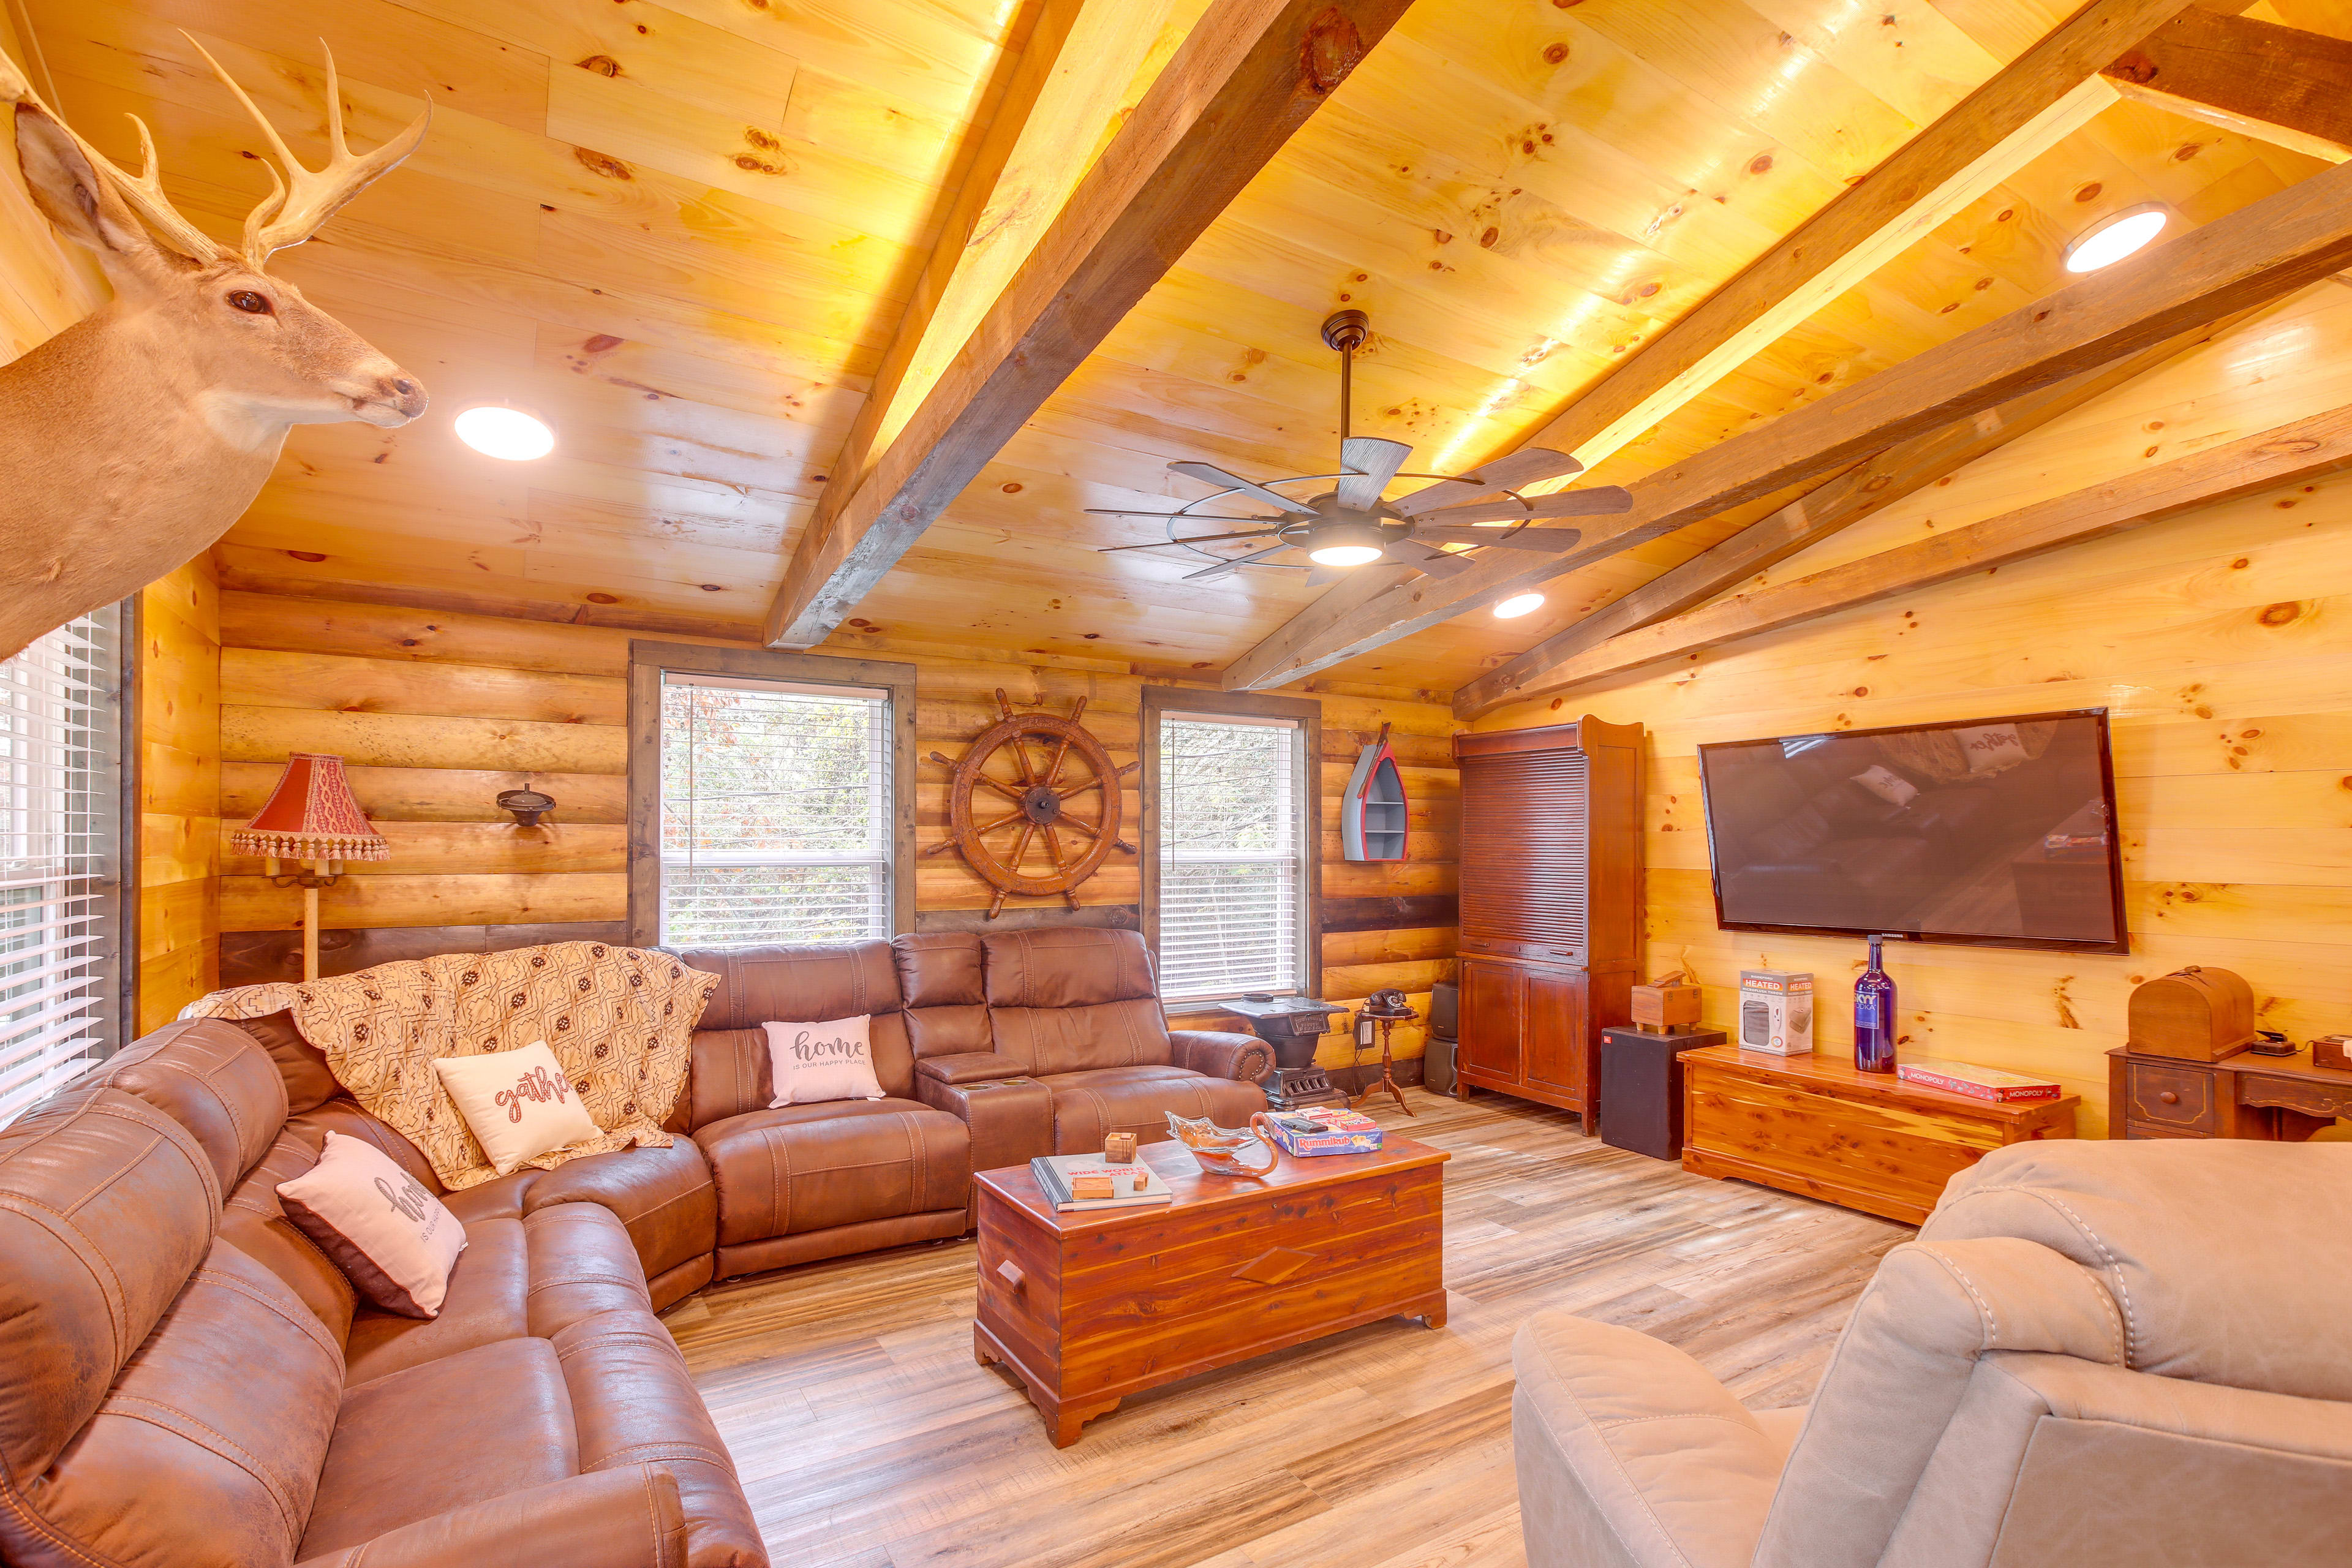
[1156, 713, 1305, 1002]
[658, 673, 893, 948]
[1, 606, 125, 1125]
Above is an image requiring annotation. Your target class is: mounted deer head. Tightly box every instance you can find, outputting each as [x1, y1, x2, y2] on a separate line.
[0, 37, 429, 658]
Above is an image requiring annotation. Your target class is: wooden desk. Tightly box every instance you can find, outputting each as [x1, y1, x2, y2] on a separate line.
[2108, 1046, 2352, 1140]
[1681, 1046, 2078, 1226]
[973, 1133, 1449, 1446]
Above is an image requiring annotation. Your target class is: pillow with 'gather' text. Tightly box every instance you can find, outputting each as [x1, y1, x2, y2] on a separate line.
[764, 1015, 887, 1106]
[276, 1131, 467, 1318]
[432, 1040, 602, 1175]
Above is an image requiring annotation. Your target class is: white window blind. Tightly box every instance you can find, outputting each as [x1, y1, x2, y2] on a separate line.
[1, 608, 124, 1126]
[1156, 713, 1305, 1003]
[658, 673, 893, 948]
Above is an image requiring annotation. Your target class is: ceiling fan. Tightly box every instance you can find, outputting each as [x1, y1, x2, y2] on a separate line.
[1091, 310, 1632, 584]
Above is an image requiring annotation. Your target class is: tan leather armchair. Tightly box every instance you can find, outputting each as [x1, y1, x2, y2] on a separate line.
[1512, 1139, 2352, 1568]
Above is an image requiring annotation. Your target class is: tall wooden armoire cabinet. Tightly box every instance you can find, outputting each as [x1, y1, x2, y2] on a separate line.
[1451, 717, 1643, 1132]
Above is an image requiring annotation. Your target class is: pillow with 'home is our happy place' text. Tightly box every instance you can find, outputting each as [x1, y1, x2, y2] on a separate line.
[763, 1016, 886, 1106]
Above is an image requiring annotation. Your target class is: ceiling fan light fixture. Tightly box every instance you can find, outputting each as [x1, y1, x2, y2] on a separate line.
[1494, 592, 1545, 619]
[1304, 516, 1387, 567]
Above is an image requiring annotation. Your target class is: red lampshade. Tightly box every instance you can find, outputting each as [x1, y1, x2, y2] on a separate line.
[231, 753, 390, 862]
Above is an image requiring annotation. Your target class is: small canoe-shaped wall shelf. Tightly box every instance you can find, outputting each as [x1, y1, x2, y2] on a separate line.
[1341, 723, 1409, 862]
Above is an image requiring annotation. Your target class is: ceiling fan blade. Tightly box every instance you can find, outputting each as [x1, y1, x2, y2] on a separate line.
[1458, 447, 1585, 492]
[1423, 486, 1633, 524]
[1168, 461, 1315, 516]
[1094, 527, 1284, 552]
[1304, 563, 1350, 588]
[1182, 543, 1292, 581]
[1382, 540, 1476, 579]
[1389, 447, 1586, 515]
[1409, 526, 1585, 551]
[1336, 436, 1413, 510]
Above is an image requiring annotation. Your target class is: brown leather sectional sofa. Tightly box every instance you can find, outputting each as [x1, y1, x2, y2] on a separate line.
[0, 926, 1268, 1566]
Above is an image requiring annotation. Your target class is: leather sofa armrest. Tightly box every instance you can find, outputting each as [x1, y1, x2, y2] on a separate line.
[915, 1073, 1054, 1180]
[296, 1464, 690, 1568]
[917, 1052, 1030, 1085]
[1168, 1030, 1272, 1082]
[1512, 1311, 1782, 1568]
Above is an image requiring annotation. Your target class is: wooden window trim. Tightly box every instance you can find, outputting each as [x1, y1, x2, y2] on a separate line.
[1139, 686, 1323, 1003]
[627, 641, 918, 947]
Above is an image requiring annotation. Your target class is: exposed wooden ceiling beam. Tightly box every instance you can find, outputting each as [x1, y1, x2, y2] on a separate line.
[1220, 146, 2352, 690]
[1449, 311, 2256, 718]
[2105, 7, 2352, 164]
[763, 0, 1414, 650]
[1453, 402, 2352, 700]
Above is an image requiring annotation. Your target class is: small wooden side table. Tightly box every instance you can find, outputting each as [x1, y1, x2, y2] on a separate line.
[1681, 1047, 2078, 1226]
[2108, 1046, 2352, 1139]
[1351, 1004, 1417, 1116]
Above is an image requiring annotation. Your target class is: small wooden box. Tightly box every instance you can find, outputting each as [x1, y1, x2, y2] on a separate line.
[1629, 979, 1702, 1033]
[2127, 967, 2259, 1062]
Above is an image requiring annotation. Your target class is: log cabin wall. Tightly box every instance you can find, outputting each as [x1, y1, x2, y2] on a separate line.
[216, 590, 1457, 1071]
[1471, 284, 2352, 1136]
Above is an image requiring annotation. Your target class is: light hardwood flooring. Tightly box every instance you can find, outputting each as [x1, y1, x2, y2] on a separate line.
[665, 1089, 1910, 1568]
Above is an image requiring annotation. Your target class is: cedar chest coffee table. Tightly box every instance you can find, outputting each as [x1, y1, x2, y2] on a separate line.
[973, 1133, 1449, 1446]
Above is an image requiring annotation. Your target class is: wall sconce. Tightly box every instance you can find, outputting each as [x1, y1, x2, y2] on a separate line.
[497, 788, 557, 827]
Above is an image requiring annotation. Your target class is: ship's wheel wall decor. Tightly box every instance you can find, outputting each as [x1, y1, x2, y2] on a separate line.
[924, 690, 1139, 919]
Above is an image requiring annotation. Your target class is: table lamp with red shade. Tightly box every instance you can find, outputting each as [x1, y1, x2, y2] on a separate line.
[231, 753, 388, 981]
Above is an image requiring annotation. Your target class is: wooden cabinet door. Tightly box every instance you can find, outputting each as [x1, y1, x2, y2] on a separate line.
[1524, 967, 1589, 1098]
[1459, 957, 1525, 1084]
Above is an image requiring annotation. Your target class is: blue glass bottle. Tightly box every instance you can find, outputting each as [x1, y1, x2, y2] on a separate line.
[1854, 933, 1898, 1073]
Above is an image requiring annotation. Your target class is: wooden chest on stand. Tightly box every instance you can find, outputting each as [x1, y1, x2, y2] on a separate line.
[1452, 717, 1643, 1133]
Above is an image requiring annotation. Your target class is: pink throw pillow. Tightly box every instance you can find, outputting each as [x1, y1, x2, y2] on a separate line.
[276, 1131, 468, 1319]
[764, 1016, 887, 1106]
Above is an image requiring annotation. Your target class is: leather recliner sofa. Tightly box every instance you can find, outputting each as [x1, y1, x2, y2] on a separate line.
[0, 1018, 767, 1568]
[0, 929, 1272, 1564]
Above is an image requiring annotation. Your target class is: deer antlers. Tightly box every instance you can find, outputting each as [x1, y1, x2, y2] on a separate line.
[179, 34, 429, 265]
[0, 33, 427, 269]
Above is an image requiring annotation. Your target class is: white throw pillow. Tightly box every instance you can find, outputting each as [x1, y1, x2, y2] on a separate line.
[764, 1016, 887, 1106]
[1953, 723, 2027, 774]
[432, 1041, 602, 1175]
[1850, 764, 1919, 808]
[276, 1131, 467, 1318]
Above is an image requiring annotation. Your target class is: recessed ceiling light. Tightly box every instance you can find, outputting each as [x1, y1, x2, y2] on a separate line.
[2064, 205, 2167, 274]
[454, 405, 556, 461]
[1494, 592, 1545, 619]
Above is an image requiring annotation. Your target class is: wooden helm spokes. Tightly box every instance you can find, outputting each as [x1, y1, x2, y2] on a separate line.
[927, 692, 1138, 917]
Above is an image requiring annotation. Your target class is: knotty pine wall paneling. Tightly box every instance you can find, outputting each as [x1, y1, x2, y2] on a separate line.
[137, 559, 221, 1031]
[217, 591, 1457, 1071]
[1471, 284, 2352, 1135]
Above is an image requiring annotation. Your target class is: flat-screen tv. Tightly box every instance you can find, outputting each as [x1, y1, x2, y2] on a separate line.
[1697, 708, 2127, 953]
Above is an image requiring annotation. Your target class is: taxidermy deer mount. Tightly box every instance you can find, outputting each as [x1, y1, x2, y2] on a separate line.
[0, 36, 430, 658]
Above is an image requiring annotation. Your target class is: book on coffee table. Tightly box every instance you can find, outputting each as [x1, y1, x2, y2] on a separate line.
[1030, 1153, 1174, 1212]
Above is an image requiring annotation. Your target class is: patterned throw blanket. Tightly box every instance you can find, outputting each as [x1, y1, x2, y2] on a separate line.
[187, 942, 718, 1190]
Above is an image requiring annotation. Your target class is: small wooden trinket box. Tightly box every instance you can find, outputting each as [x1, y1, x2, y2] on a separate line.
[1629, 971, 1702, 1034]
[2126, 967, 2260, 1061]
[1102, 1132, 1138, 1164]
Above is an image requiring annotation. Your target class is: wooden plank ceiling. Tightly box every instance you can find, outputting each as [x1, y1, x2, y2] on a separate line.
[26, 0, 2352, 693]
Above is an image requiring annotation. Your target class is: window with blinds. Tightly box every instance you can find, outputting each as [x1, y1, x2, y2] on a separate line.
[1155, 712, 1306, 1003]
[658, 673, 894, 949]
[1, 607, 126, 1126]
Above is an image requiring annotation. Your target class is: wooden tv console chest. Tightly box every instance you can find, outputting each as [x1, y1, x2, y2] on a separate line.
[1681, 1046, 2079, 1226]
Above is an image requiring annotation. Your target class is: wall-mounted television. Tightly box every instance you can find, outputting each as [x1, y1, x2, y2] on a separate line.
[1697, 708, 2127, 954]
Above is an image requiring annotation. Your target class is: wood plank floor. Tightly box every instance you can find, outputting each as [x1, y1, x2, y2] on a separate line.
[665, 1089, 1910, 1568]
